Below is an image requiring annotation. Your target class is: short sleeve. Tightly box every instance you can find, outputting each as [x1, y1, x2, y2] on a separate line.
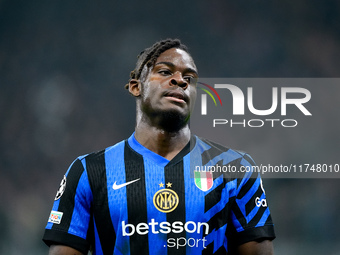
[42, 158, 93, 254]
[229, 154, 275, 246]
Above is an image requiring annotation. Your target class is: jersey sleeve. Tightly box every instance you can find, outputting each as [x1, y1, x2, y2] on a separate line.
[229, 153, 276, 246]
[42, 158, 93, 254]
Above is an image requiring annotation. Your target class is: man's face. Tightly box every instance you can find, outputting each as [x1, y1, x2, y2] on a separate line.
[139, 48, 198, 124]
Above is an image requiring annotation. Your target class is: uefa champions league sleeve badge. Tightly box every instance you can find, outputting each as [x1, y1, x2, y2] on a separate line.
[54, 175, 67, 200]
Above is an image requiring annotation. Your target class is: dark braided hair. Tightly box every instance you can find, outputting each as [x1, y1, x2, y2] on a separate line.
[125, 38, 190, 89]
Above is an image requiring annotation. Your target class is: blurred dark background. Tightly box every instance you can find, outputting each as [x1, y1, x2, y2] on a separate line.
[1, 0, 340, 254]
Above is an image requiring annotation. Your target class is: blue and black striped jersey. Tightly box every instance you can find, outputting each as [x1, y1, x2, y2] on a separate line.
[43, 133, 275, 254]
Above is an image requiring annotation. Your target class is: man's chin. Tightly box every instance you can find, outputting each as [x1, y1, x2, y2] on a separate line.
[158, 110, 189, 132]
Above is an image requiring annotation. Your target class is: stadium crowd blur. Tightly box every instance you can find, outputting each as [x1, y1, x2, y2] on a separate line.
[1, 1, 340, 254]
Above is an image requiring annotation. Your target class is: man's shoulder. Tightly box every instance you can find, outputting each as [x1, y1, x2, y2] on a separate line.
[195, 136, 247, 156]
[194, 135, 256, 166]
[76, 139, 127, 164]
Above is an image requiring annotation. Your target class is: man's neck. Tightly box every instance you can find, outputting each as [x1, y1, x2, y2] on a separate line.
[134, 124, 191, 161]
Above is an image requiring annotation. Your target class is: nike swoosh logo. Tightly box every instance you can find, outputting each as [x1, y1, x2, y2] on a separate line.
[112, 178, 140, 190]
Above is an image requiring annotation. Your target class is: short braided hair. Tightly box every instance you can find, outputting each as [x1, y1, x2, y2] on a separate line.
[125, 38, 190, 89]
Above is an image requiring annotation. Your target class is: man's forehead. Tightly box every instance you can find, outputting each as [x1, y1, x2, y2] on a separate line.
[155, 48, 197, 71]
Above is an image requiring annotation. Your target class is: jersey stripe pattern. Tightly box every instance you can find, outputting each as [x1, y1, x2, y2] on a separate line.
[43, 133, 275, 254]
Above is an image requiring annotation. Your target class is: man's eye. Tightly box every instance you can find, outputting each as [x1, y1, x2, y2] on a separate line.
[159, 70, 171, 75]
[184, 76, 197, 84]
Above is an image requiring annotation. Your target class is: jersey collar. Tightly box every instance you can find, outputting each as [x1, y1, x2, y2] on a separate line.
[127, 132, 196, 167]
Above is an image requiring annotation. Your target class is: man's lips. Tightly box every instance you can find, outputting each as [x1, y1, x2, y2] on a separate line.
[163, 90, 187, 103]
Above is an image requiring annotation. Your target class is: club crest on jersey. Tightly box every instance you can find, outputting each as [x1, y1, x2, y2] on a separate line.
[153, 183, 179, 213]
[55, 175, 67, 200]
[194, 171, 213, 192]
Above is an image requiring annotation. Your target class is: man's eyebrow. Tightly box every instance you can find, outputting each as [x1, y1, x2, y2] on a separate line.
[154, 61, 198, 76]
[155, 61, 175, 67]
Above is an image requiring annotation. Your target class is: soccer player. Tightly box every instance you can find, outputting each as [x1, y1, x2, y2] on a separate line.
[43, 39, 275, 255]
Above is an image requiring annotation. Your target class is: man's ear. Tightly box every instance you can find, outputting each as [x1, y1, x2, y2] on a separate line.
[128, 79, 141, 97]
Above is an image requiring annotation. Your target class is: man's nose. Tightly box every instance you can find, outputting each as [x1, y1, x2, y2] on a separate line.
[170, 72, 188, 89]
